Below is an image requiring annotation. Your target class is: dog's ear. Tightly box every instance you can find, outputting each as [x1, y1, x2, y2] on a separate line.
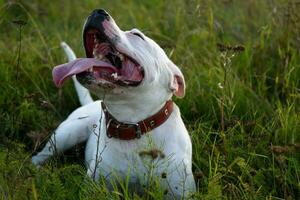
[168, 63, 185, 98]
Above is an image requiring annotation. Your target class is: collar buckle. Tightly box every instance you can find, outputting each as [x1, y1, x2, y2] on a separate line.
[133, 123, 141, 139]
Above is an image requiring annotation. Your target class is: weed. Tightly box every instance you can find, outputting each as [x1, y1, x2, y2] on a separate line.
[0, 0, 299, 199]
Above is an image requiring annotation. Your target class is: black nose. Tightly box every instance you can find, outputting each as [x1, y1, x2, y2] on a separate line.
[83, 9, 110, 35]
[84, 9, 110, 30]
[91, 9, 109, 17]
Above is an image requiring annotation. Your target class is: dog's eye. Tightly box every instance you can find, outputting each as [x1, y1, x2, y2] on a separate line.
[132, 32, 144, 40]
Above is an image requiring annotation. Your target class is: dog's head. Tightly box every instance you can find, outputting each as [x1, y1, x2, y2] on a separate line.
[53, 9, 185, 104]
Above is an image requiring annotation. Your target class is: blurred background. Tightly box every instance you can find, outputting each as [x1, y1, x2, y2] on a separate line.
[0, 0, 299, 199]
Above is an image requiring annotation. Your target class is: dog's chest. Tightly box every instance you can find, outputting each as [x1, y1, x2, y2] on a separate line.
[98, 133, 170, 179]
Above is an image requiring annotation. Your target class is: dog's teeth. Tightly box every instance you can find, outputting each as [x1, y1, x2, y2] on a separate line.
[93, 51, 104, 60]
[93, 49, 97, 57]
[114, 52, 125, 61]
[119, 54, 124, 61]
[111, 72, 118, 79]
[94, 35, 99, 43]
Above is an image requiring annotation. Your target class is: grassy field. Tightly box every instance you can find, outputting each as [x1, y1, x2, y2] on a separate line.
[0, 0, 299, 199]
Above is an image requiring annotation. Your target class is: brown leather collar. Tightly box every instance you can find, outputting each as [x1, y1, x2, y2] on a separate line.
[101, 100, 174, 140]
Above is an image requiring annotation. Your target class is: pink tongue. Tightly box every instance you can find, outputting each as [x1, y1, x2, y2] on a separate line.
[52, 58, 115, 87]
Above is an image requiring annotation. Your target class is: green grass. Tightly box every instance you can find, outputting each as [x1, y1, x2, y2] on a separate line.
[0, 0, 299, 199]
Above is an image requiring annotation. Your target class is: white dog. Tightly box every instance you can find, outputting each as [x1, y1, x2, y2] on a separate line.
[32, 9, 196, 198]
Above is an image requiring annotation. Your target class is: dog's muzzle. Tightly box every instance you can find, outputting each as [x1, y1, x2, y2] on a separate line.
[52, 9, 144, 88]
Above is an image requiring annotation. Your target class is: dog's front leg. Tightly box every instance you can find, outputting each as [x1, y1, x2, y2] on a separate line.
[84, 113, 107, 181]
[31, 117, 92, 166]
[32, 101, 103, 166]
[165, 161, 196, 199]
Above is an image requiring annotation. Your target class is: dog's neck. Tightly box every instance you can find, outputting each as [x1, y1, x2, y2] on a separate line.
[99, 77, 173, 123]
[102, 100, 169, 123]
[102, 87, 173, 123]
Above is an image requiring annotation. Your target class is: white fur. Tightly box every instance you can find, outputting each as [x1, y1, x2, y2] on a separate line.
[32, 16, 196, 199]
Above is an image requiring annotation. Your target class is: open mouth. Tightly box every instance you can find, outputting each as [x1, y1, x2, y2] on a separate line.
[80, 28, 144, 87]
[52, 13, 144, 88]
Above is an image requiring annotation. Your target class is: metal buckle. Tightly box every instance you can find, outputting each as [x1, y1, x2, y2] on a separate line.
[134, 124, 142, 139]
[106, 119, 113, 138]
